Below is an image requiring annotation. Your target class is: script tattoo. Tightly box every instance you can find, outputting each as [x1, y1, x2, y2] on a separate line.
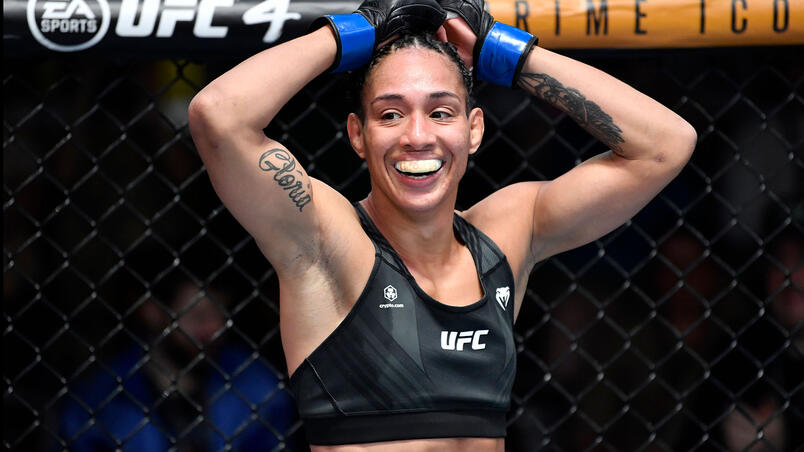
[518, 72, 625, 155]
[258, 148, 312, 212]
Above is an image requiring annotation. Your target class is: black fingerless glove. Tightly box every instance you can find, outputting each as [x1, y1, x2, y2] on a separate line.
[312, 0, 446, 72]
[441, 0, 537, 87]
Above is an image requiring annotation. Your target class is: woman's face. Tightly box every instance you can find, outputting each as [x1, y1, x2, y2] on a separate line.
[347, 47, 484, 214]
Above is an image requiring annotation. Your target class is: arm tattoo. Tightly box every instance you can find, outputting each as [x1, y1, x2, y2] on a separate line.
[518, 72, 626, 155]
[258, 148, 312, 212]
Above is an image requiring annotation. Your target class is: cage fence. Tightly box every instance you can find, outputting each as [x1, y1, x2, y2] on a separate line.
[4, 45, 803, 451]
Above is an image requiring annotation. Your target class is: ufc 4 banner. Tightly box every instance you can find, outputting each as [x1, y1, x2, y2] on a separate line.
[4, 0, 803, 56]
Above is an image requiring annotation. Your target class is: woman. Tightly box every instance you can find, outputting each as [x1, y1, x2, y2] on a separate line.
[188, 0, 696, 448]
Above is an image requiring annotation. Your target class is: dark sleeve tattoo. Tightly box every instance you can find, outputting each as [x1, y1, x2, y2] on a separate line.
[258, 148, 312, 212]
[518, 72, 626, 155]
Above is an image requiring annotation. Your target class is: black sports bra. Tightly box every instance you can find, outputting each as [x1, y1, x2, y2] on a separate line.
[289, 204, 516, 445]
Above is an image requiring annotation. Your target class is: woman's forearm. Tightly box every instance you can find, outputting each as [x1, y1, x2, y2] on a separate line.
[190, 26, 337, 141]
[517, 46, 696, 165]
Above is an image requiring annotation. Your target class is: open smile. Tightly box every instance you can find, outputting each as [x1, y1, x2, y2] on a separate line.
[393, 159, 444, 180]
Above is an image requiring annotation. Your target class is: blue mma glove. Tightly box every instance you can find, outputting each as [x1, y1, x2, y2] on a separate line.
[312, 0, 446, 72]
[441, 0, 537, 87]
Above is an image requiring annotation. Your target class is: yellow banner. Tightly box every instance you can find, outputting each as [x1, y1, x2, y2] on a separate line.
[490, 0, 804, 48]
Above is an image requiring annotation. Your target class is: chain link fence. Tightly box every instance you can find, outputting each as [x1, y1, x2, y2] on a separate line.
[4, 46, 802, 451]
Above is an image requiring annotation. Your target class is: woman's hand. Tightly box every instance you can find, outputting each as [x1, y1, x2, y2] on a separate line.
[440, 15, 477, 68]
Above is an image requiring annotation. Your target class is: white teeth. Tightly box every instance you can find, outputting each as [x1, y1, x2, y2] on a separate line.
[394, 159, 443, 174]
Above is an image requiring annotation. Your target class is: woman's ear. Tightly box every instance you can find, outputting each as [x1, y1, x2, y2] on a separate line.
[347, 112, 366, 159]
[468, 107, 484, 155]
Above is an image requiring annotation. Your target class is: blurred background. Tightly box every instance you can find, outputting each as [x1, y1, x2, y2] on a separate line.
[4, 1, 803, 450]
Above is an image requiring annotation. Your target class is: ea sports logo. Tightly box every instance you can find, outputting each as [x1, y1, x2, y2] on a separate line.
[27, 0, 110, 52]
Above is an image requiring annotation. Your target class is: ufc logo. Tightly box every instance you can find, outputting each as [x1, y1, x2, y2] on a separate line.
[440, 330, 489, 351]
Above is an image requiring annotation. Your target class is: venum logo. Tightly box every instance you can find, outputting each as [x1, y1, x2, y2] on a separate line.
[440, 330, 489, 351]
[27, 0, 111, 52]
[496, 286, 510, 311]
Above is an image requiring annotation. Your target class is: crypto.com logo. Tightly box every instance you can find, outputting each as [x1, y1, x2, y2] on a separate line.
[27, 0, 111, 52]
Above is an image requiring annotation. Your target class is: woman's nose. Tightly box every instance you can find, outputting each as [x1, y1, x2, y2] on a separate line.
[399, 113, 436, 150]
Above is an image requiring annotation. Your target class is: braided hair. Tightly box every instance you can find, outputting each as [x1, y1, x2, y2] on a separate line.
[348, 33, 474, 121]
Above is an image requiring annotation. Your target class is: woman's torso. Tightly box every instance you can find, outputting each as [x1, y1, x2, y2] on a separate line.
[282, 204, 518, 447]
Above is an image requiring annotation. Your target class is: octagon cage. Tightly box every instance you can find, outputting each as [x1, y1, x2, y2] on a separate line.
[4, 43, 803, 451]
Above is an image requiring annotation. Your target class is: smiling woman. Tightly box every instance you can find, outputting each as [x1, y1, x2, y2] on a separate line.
[187, 0, 695, 448]
[345, 35, 485, 217]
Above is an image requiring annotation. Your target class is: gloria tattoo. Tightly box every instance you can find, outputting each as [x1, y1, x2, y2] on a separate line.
[518, 72, 625, 155]
[258, 148, 312, 212]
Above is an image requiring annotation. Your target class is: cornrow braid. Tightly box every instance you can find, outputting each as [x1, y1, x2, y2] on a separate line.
[347, 33, 474, 122]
